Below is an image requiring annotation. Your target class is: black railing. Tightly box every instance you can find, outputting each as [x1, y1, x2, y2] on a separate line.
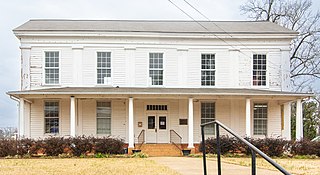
[201, 120, 291, 175]
[170, 129, 182, 150]
[136, 129, 145, 149]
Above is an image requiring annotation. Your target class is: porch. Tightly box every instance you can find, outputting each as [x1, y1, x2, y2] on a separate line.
[8, 87, 310, 153]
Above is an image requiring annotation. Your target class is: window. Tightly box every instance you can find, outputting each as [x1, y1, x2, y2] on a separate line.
[201, 102, 215, 135]
[44, 101, 59, 134]
[97, 52, 111, 84]
[96, 102, 111, 134]
[149, 53, 163, 85]
[201, 54, 215, 86]
[253, 54, 267, 86]
[146, 105, 167, 111]
[253, 103, 268, 135]
[44, 51, 59, 84]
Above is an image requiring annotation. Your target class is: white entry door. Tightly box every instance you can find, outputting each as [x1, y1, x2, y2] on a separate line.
[146, 115, 168, 143]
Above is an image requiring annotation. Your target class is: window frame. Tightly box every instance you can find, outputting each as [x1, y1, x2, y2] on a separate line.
[252, 53, 268, 87]
[201, 53, 216, 87]
[96, 51, 112, 85]
[43, 51, 61, 85]
[149, 52, 164, 86]
[253, 103, 268, 136]
[96, 101, 112, 135]
[43, 100, 60, 135]
[200, 101, 216, 135]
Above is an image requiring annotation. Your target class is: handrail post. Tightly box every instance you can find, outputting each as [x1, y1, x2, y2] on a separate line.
[201, 126, 207, 175]
[216, 124, 221, 175]
[251, 149, 256, 175]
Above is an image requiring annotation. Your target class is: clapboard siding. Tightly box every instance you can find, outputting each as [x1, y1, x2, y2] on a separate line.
[187, 49, 201, 87]
[112, 49, 126, 87]
[82, 99, 96, 135]
[268, 101, 281, 137]
[60, 48, 73, 85]
[134, 49, 149, 87]
[111, 100, 127, 141]
[165, 49, 179, 87]
[30, 99, 43, 138]
[30, 47, 43, 89]
[268, 51, 282, 90]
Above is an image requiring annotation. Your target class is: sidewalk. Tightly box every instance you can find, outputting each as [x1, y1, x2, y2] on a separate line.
[150, 157, 282, 175]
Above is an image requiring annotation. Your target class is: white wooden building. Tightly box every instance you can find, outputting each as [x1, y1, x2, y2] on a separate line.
[8, 20, 310, 152]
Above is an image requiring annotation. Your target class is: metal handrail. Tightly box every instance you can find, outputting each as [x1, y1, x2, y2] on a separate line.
[136, 129, 145, 149]
[201, 120, 291, 175]
[170, 130, 182, 150]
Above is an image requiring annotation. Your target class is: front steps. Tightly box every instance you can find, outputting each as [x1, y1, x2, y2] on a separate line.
[134, 144, 182, 156]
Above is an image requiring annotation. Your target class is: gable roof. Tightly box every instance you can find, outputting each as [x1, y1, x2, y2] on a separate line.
[14, 19, 297, 35]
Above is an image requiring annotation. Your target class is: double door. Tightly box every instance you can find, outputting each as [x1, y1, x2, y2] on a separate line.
[146, 114, 168, 143]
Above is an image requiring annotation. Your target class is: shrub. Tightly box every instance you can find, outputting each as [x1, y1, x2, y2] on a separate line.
[94, 137, 124, 154]
[291, 139, 320, 156]
[69, 136, 94, 156]
[43, 137, 67, 156]
[0, 138, 17, 157]
[201, 136, 290, 157]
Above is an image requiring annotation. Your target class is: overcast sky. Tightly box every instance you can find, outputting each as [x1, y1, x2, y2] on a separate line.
[0, 0, 319, 127]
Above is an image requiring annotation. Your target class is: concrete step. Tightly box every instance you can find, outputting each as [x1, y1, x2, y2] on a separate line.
[134, 144, 182, 157]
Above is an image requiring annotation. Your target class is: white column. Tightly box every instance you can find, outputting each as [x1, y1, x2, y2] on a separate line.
[296, 99, 303, 140]
[70, 96, 76, 137]
[283, 102, 291, 140]
[19, 98, 25, 137]
[188, 98, 194, 148]
[128, 97, 134, 148]
[245, 98, 251, 137]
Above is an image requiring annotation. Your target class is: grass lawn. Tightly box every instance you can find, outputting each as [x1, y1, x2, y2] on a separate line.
[0, 158, 180, 175]
[216, 157, 320, 175]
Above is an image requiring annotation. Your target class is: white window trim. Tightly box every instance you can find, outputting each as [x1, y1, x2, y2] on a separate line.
[148, 52, 165, 87]
[42, 50, 61, 86]
[200, 53, 216, 87]
[252, 102, 268, 137]
[199, 100, 216, 136]
[95, 50, 113, 86]
[43, 99, 61, 136]
[96, 100, 112, 135]
[251, 53, 269, 88]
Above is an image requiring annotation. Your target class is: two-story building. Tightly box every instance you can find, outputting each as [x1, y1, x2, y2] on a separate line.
[8, 20, 310, 153]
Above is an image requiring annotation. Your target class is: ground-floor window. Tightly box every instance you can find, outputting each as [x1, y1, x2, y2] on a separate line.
[96, 101, 111, 134]
[253, 103, 268, 135]
[44, 101, 59, 134]
[201, 102, 215, 135]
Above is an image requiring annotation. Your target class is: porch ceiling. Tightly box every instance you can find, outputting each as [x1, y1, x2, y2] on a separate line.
[7, 87, 313, 101]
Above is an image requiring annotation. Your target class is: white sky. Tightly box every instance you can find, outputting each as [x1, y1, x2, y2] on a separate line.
[0, 0, 319, 127]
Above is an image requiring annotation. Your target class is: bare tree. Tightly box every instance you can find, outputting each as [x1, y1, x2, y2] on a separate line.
[241, 0, 320, 92]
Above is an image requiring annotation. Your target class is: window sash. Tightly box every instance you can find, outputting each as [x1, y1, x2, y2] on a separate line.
[44, 101, 59, 134]
[97, 52, 111, 84]
[149, 53, 163, 85]
[252, 54, 267, 86]
[201, 54, 215, 86]
[96, 102, 111, 134]
[253, 103, 268, 135]
[201, 102, 215, 135]
[44, 51, 59, 84]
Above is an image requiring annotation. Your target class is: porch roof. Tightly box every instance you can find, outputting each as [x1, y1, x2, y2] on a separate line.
[7, 87, 312, 98]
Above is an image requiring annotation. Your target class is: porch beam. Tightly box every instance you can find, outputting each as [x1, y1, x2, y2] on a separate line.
[245, 98, 251, 137]
[70, 96, 76, 137]
[188, 98, 194, 148]
[19, 98, 25, 137]
[296, 99, 303, 140]
[128, 97, 134, 148]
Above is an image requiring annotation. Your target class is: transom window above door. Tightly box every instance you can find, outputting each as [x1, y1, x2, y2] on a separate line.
[146, 105, 167, 111]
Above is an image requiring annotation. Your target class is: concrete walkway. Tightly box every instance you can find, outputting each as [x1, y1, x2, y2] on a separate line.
[150, 157, 282, 175]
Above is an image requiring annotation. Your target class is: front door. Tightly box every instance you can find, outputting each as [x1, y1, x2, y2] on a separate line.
[146, 115, 168, 143]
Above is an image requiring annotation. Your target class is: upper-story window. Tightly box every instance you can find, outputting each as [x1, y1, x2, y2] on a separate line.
[97, 52, 111, 84]
[201, 54, 215, 86]
[44, 51, 59, 84]
[253, 54, 267, 86]
[149, 53, 163, 86]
